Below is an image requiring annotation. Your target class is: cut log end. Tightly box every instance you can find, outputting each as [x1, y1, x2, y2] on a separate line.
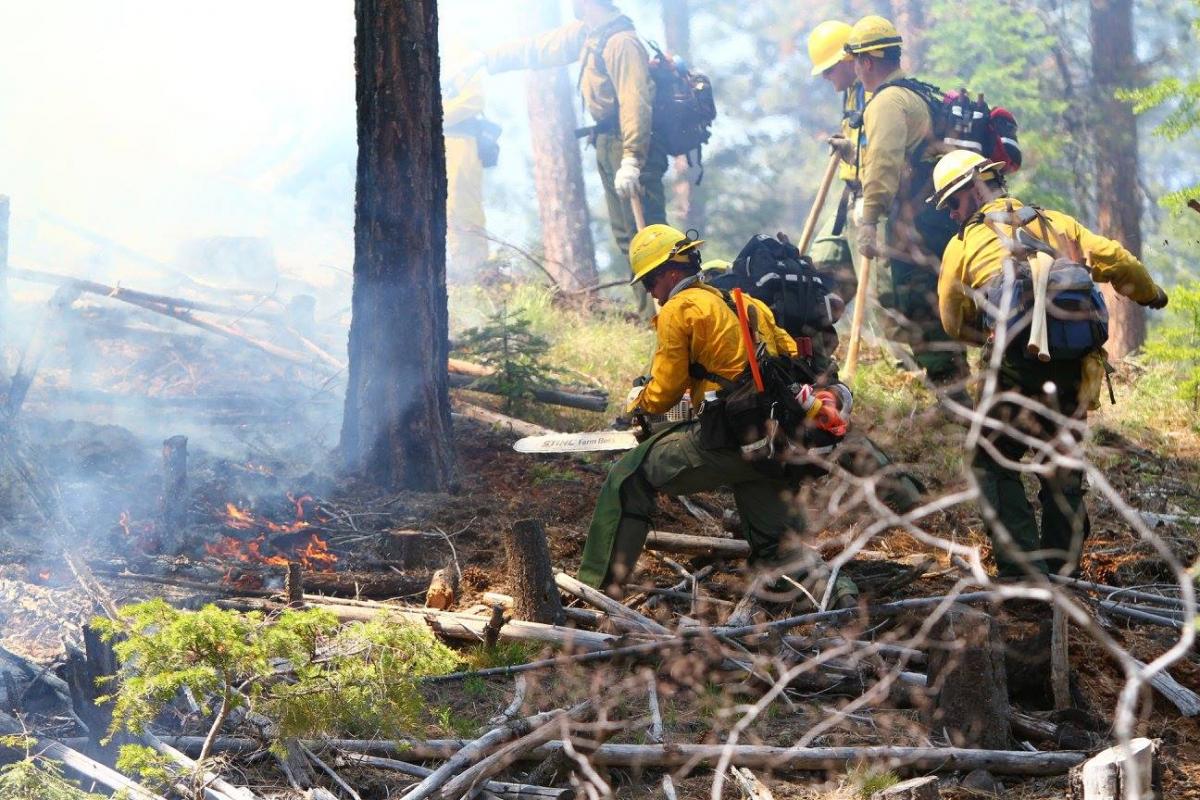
[425, 568, 458, 611]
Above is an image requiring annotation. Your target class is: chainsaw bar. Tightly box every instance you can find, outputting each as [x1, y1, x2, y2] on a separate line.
[513, 430, 640, 454]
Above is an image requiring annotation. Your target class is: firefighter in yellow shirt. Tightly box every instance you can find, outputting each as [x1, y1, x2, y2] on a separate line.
[932, 150, 1168, 576]
[806, 20, 870, 306]
[577, 224, 810, 595]
[844, 16, 968, 388]
[443, 75, 490, 281]
[473, 1, 666, 285]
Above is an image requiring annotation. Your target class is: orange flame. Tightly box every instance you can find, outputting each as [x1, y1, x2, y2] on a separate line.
[205, 532, 337, 572]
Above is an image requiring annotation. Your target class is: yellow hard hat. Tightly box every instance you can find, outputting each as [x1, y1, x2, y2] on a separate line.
[629, 224, 703, 284]
[928, 150, 1006, 209]
[844, 15, 902, 57]
[700, 259, 731, 273]
[807, 20, 853, 77]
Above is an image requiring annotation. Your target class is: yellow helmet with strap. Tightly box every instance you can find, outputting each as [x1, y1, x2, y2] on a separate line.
[928, 150, 1006, 209]
[628, 224, 704, 284]
[807, 20, 853, 77]
[844, 15, 902, 57]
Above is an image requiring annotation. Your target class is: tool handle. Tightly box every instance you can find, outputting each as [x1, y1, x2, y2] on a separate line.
[630, 193, 647, 232]
[797, 151, 842, 255]
[843, 255, 873, 381]
[731, 289, 766, 392]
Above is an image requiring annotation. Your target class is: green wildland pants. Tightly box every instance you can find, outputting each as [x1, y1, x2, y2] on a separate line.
[972, 354, 1090, 577]
[595, 131, 668, 317]
[577, 422, 803, 593]
[880, 200, 968, 382]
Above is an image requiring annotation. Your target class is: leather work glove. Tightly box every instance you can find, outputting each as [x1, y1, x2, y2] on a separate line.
[827, 134, 854, 162]
[614, 156, 641, 199]
[856, 221, 881, 259]
[1146, 285, 1169, 310]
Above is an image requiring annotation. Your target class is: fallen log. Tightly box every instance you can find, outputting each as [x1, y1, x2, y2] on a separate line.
[341, 753, 567, 799]
[143, 730, 262, 800]
[218, 596, 621, 652]
[1135, 659, 1200, 717]
[1049, 575, 1190, 610]
[437, 701, 592, 800]
[396, 704, 586, 800]
[646, 530, 750, 558]
[34, 739, 169, 800]
[9, 266, 281, 320]
[554, 571, 669, 635]
[449, 373, 607, 412]
[10, 268, 323, 370]
[454, 402, 557, 438]
[170, 737, 1085, 777]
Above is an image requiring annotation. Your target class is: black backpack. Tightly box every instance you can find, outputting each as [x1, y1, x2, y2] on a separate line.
[689, 289, 848, 478]
[586, 17, 717, 170]
[871, 77, 1022, 173]
[709, 234, 836, 340]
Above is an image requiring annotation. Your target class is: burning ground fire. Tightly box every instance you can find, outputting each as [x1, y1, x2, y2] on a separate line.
[206, 493, 338, 573]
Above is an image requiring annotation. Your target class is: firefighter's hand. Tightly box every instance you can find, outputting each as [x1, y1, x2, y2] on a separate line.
[614, 156, 641, 198]
[827, 135, 853, 162]
[1146, 286, 1169, 310]
[612, 414, 634, 431]
[856, 221, 880, 259]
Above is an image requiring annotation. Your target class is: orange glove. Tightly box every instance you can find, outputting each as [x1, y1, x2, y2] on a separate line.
[808, 389, 848, 438]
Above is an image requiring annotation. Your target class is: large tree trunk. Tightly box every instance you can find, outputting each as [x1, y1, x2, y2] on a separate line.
[526, 0, 597, 292]
[662, 0, 707, 234]
[890, 0, 927, 73]
[341, 0, 456, 491]
[1090, 0, 1145, 358]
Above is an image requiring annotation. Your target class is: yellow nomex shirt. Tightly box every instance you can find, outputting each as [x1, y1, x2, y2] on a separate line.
[937, 197, 1160, 342]
[630, 282, 797, 415]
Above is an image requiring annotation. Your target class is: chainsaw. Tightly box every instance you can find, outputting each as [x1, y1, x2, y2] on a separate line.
[513, 393, 695, 454]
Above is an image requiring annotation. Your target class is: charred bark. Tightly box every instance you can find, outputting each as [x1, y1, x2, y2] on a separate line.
[1090, 0, 1145, 358]
[342, 0, 456, 490]
[159, 435, 189, 546]
[526, 0, 597, 291]
[662, 0, 707, 234]
[890, 0, 927, 73]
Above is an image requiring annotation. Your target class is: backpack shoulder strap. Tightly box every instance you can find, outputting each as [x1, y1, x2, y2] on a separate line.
[687, 287, 747, 390]
[582, 15, 638, 81]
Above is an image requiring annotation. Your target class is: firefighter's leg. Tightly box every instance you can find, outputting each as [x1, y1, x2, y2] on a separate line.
[597, 133, 655, 317]
[971, 403, 1045, 576]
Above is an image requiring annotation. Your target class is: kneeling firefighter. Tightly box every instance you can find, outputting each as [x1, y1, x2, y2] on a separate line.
[576, 224, 853, 599]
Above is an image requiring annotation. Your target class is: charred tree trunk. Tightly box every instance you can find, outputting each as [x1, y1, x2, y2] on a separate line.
[662, 0, 707, 234]
[527, 0, 597, 292]
[342, 0, 456, 490]
[890, 0, 927, 73]
[1090, 0, 1145, 358]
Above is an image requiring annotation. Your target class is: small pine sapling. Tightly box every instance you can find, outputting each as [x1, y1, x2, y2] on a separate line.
[456, 303, 554, 412]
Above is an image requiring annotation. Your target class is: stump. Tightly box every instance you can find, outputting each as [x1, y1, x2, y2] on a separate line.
[285, 562, 304, 608]
[1068, 738, 1159, 800]
[871, 776, 940, 800]
[159, 435, 189, 546]
[425, 568, 458, 610]
[924, 604, 1011, 749]
[504, 519, 564, 625]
